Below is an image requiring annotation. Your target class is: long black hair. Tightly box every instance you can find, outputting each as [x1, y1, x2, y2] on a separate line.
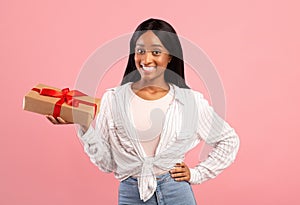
[121, 18, 190, 88]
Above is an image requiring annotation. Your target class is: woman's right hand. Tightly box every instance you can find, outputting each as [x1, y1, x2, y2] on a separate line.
[46, 115, 70, 125]
[46, 115, 89, 132]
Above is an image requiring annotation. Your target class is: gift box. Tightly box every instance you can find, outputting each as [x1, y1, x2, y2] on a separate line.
[23, 84, 101, 127]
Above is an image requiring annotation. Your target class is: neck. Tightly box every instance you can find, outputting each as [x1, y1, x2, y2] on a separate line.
[134, 79, 170, 91]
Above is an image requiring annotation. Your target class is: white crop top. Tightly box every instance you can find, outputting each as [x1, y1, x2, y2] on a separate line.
[129, 84, 174, 157]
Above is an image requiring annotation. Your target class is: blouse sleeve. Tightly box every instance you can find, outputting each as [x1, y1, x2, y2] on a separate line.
[77, 91, 116, 173]
[189, 92, 240, 184]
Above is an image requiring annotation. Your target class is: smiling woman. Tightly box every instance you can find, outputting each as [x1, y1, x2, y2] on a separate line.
[133, 31, 172, 90]
[46, 18, 240, 205]
[121, 18, 189, 89]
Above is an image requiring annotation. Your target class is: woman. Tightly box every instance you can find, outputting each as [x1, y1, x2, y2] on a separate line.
[47, 18, 240, 205]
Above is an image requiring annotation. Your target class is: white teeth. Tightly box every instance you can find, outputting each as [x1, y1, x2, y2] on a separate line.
[142, 66, 156, 71]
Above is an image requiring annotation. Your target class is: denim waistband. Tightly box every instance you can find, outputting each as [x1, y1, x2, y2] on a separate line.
[155, 172, 172, 182]
[124, 172, 173, 186]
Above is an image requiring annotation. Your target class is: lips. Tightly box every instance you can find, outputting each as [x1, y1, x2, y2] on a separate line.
[141, 64, 156, 72]
[142, 66, 156, 71]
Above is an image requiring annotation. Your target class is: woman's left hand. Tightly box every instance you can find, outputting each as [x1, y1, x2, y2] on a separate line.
[170, 162, 191, 182]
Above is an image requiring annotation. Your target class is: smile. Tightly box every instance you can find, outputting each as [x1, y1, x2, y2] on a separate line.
[141, 66, 156, 72]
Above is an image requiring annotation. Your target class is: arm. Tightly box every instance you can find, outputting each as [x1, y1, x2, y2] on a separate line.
[188, 92, 240, 184]
[77, 91, 116, 173]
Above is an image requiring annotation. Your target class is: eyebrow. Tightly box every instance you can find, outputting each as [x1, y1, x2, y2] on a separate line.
[136, 43, 163, 48]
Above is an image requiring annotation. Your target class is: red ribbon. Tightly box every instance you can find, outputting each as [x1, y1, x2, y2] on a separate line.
[32, 87, 97, 119]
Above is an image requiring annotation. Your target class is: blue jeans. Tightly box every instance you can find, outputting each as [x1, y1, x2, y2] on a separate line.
[118, 172, 197, 205]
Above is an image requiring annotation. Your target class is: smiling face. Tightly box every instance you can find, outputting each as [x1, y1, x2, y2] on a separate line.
[134, 31, 172, 85]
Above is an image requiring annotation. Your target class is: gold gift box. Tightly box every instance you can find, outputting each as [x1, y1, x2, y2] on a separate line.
[23, 84, 101, 127]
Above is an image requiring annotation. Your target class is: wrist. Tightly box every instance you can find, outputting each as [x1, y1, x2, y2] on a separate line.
[80, 125, 89, 133]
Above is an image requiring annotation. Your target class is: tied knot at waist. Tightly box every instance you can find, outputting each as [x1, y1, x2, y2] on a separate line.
[141, 157, 155, 175]
[138, 157, 157, 202]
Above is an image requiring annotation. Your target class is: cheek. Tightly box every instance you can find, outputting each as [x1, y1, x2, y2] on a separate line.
[134, 55, 141, 66]
[158, 57, 169, 67]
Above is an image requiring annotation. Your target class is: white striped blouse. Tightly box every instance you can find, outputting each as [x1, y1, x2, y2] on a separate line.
[77, 82, 240, 202]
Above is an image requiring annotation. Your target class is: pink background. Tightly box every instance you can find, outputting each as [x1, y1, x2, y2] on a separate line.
[1, 0, 299, 204]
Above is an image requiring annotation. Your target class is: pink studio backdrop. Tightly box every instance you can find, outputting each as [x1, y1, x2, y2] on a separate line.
[1, 0, 299, 205]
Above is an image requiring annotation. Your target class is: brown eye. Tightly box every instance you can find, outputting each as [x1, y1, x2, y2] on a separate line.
[152, 50, 161, 56]
[136, 48, 145, 54]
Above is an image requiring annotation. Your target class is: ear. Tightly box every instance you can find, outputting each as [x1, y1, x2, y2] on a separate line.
[168, 55, 172, 63]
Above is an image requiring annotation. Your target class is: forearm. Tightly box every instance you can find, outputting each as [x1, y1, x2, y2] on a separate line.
[189, 129, 240, 184]
[77, 125, 115, 173]
[79, 125, 89, 134]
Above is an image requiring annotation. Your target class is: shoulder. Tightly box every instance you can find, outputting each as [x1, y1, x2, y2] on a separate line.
[190, 89, 205, 100]
[101, 82, 131, 100]
[190, 89, 210, 108]
[172, 83, 205, 103]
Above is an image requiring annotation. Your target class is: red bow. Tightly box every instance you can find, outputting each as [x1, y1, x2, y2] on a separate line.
[32, 87, 97, 118]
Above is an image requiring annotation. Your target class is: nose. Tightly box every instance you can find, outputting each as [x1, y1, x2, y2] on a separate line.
[142, 51, 153, 65]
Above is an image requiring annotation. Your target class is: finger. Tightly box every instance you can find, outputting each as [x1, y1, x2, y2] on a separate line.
[171, 172, 186, 178]
[171, 170, 189, 178]
[57, 117, 69, 124]
[175, 162, 186, 168]
[174, 176, 190, 182]
[46, 115, 58, 124]
[171, 170, 190, 181]
[170, 167, 185, 173]
[174, 166, 185, 171]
